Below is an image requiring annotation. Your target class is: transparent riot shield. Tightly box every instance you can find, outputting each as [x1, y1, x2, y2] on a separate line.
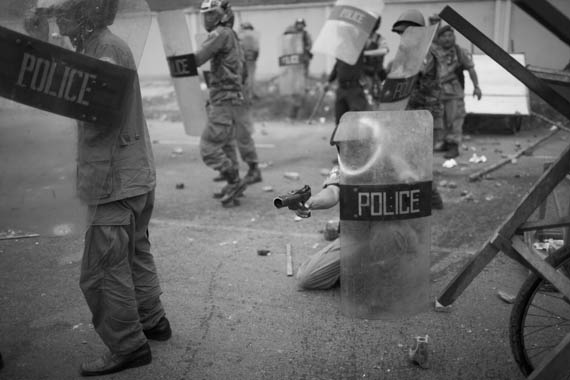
[278, 32, 306, 95]
[379, 24, 439, 111]
[331, 110, 433, 319]
[312, 0, 384, 65]
[0, 0, 151, 238]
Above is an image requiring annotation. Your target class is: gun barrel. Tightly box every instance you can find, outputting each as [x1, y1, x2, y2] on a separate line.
[273, 197, 286, 208]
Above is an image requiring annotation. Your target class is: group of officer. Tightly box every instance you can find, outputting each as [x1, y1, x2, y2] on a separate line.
[2, 0, 483, 377]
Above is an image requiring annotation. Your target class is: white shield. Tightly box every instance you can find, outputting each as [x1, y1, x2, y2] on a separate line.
[278, 32, 306, 95]
[312, 0, 384, 65]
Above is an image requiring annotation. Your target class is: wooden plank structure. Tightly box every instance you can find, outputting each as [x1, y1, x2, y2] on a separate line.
[436, 3, 570, 379]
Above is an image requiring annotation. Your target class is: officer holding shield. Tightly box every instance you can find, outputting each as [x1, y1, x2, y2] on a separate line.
[45, 0, 171, 375]
[195, 0, 257, 205]
[392, 9, 445, 209]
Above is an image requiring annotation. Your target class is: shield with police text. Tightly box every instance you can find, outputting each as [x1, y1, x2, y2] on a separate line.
[148, 3, 208, 136]
[379, 24, 439, 111]
[0, 0, 152, 239]
[312, 0, 384, 65]
[333, 110, 433, 319]
[278, 32, 306, 95]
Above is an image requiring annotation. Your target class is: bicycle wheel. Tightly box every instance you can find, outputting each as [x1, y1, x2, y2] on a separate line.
[509, 244, 570, 378]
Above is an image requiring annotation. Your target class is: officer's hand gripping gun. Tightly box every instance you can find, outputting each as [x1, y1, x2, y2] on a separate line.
[273, 185, 311, 218]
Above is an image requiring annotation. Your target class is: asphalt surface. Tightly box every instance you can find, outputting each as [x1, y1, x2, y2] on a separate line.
[1, 105, 569, 379]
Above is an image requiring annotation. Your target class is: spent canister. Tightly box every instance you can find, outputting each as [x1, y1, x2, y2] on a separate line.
[332, 110, 433, 319]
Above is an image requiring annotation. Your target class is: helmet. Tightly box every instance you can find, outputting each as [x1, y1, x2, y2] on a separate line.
[240, 22, 254, 31]
[392, 9, 425, 33]
[200, 0, 231, 31]
[295, 18, 306, 27]
[49, 0, 118, 28]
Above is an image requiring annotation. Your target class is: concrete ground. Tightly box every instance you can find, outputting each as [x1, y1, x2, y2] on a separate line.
[0, 104, 569, 380]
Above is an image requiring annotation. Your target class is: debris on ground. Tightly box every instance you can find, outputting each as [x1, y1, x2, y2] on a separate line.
[469, 153, 487, 163]
[257, 249, 271, 256]
[0, 229, 40, 240]
[442, 159, 458, 168]
[175, 183, 185, 189]
[53, 224, 73, 236]
[172, 147, 184, 155]
[497, 290, 516, 304]
[324, 219, 340, 241]
[262, 186, 274, 192]
[258, 161, 273, 169]
[409, 335, 429, 369]
[284, 172, 300, 180]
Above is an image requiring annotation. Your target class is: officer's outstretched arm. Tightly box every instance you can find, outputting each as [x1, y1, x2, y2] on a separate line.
[306, 185, 340, 210]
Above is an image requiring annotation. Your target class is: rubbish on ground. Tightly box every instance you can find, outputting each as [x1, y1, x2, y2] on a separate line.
[324, 219, 340, 241]
[434, 299, 452, 313]
[286, 244, 293, 276]
[175, 183, 185, 189]
[469, 153, 487, 163]
[257, 249, 271, 256]
[442, 159, 457, 168]
[258, 161, 273, 169]
[0, 229, 39, 240]
[284, 172, 300, 180]
[497, 290, 516, 304]
[485, 195, 494, 201]
[294, 216, 303, 222]
[53, 224, 73, 236]
[172, 147, 184, 155]
[468, 126, 560, 182]
[262, 186, 274, 192]
[409, 335, 429, 369]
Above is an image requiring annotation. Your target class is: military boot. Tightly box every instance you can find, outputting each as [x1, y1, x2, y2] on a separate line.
[219, 168, 247, 206]
[244, 163, 262, 185]
[443, 142, 459, 159]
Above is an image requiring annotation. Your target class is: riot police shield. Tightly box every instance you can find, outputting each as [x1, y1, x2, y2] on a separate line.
[0, 0, 152, 238]
[379, 24, 438, 111]
[147, 1, 208, 136]
[278, 32, 306, 95]
[332, 110, 433, 319]
[312, 0, 384, 65]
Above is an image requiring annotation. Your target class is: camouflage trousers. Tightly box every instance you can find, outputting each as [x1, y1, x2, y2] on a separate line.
[442, 97, 466, 144]
[201, 103, 258, 173]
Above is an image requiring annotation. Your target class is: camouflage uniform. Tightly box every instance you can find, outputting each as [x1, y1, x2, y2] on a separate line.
[407, 43, 444, 144]
[439, 44, 475, 144]
[196, 25, 254, 175]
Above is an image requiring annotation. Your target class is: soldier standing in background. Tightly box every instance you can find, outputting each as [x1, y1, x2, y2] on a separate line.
[284, 18, 313, 78]
[436, 25, 482, 159]
[238, 22, 259, 100]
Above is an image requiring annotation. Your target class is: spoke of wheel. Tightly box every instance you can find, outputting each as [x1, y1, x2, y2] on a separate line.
[524, 321, 567, 337]
[528, 301, 569, 322]
[527, 345, 555, 360]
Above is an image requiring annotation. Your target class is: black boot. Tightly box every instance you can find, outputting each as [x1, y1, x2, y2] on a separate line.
[79, 343, 152, 377]
[220, 168, 247, 205]
[443, 142, 459, 159]
[244, 163, 262, 185]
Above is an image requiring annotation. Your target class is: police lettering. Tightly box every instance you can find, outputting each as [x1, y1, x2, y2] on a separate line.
[279, 54, 301, 66]
[339, 8, 365, 24]
[169, 57, 191, 76]
[16, 52, 96, 106]
[357, 189, 420, 217]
